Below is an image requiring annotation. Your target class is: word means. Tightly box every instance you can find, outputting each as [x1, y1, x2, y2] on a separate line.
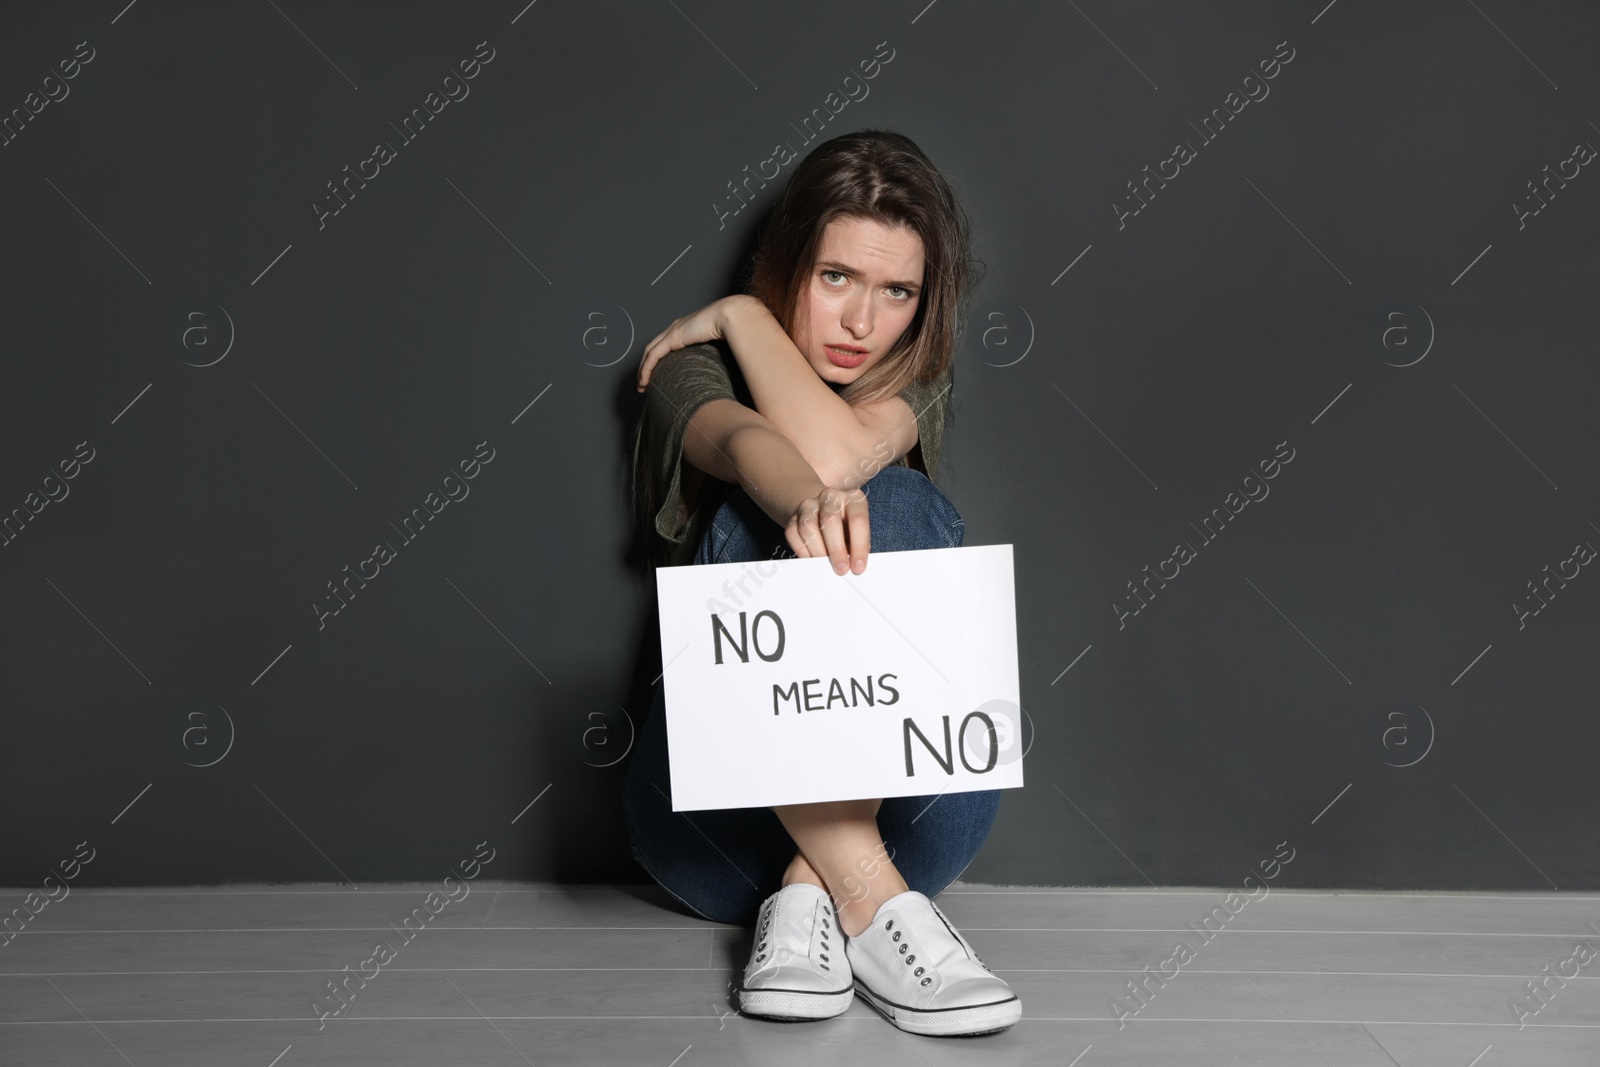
[1514, 140, 1596, 230]
[0, 40, 96, 150]
[314, 41, 496, 230]
[1, 840, 96, 949]
[1115, 40, 1295, 230]
[710, 609, 902, 714]
[1, 441, 97, 549]
[713, 40, 896, 231]
[707, 605, 994, 777]
[312, 840, 495, 1028]
[1111, 840, 1295, 1028]
[774, 674, 900, 715]
[1115, 441, 1296, 629]
[314, 440, 496, 629]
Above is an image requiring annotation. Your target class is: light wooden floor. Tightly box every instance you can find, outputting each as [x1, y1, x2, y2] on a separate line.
[2, 881, 1596, 1065]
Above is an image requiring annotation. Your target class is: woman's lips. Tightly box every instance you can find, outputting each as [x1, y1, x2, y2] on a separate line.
[826, 345, 867, 368]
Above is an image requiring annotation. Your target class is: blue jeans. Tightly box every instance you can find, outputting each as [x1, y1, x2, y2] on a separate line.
[622, 465, 1002, 926]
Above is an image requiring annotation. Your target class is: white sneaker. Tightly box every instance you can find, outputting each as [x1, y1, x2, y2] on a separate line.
[737, 882, 853, 1020]
[845, 889, 1021, 1036]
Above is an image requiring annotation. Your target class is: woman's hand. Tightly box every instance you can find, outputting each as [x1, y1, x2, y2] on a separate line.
[787, 485, 871, 575]
[635, 294, 764, 392]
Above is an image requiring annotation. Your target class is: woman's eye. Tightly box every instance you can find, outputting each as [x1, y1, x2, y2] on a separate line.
[888, 286, 911, 300]
[822, 270, 846, 284]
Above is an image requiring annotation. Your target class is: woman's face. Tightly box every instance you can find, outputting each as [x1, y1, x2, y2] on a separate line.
[790, 215, 925, 387]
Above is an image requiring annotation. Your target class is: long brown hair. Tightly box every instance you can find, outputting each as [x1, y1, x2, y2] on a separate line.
[745, 129, 978, 406]
[628, 129, 980, 573]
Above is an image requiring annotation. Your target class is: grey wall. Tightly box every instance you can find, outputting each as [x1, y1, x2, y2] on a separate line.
[3, 1, 1596, 894]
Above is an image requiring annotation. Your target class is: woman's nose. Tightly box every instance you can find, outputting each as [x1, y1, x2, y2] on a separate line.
[842, 296, 872, 336]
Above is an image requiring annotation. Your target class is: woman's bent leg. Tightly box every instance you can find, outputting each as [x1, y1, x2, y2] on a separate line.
[697, 462, 967, 559]
[620, 483, 801, 925]
[621, 684, 796, 925]
[855, 463, 966, 555]
[874, 787, 1003, 897]
[767, 466, 1002, 927]
[623, 465, 999, 927]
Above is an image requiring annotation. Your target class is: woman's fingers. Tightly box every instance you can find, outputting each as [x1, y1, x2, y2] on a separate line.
[787, 508, 825, 560]
[635, 331, 670, 390]
[820, 491, 868, 575]
[637, 304, 728, 391]
[823, 488, 871, 575]
[786, 490, 870, 575]
[844, 492, 871, 574]
[636, 318, 685, 390]
[821, 502, 852, 575]
[786, 502, 829, 563]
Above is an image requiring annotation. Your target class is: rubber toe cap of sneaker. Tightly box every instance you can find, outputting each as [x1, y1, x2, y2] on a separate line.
[929, 975, 1019, 1010]
[746, 963, 845, 995]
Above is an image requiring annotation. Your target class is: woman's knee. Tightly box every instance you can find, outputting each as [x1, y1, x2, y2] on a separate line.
[697, 464, 962, 563]
[877, 787, 1000, 898]
[861, 465, 964, 553]
[623, 783, 777, 925]
[696, 487, 795, 566]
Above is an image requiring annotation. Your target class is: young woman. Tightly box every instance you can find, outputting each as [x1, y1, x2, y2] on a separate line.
[624, 130, 1020, 1038]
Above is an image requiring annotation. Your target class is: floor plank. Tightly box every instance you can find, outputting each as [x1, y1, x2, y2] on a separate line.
[1, 881, 1595, 1065]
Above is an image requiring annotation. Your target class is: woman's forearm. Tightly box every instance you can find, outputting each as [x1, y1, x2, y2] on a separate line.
[683, 398, 830, 521]
[723, 421, 836, 530]
[721, 298, 872, 486]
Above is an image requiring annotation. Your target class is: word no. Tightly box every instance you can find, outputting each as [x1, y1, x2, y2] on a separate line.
[711, 608, 901, 715]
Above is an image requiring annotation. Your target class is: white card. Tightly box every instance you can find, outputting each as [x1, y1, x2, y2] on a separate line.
[654, 544, 1024, 811]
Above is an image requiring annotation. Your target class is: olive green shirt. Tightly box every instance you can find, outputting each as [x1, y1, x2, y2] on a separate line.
[636, 340, 953, 569]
